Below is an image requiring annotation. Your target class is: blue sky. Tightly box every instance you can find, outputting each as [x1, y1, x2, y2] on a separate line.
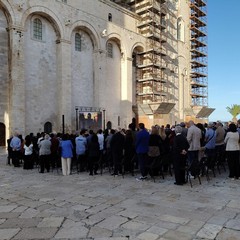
[208, 0, 240, 121]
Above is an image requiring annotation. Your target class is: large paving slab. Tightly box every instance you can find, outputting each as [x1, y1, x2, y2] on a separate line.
[0, 148, 240, 239]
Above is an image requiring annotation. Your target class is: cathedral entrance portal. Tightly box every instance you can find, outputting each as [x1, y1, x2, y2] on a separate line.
[44, 122, 52, 134]
[0, 123, 6, 146]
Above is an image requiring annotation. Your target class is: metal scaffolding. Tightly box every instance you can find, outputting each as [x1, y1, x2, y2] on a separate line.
[135, 0, 167, 104]
[125, 0, 176, 115]
[111, 0, 212, 120]
[190, 0, 208, 106]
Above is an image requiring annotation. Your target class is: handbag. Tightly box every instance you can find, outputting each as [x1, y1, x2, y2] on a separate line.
[148, 146, 160, 157]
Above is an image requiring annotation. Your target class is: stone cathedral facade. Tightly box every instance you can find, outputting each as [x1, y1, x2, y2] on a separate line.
[0, 0, 210, 145]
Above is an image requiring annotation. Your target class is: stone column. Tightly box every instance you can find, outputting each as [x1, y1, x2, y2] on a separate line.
[8, 25, 25, 134]
[56, 39, 72, 133]
[93, 48, 107, 128]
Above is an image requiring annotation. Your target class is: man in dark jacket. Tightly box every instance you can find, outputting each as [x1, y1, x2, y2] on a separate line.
[110, 128, 125, 176]
[135, 123, 150, 180]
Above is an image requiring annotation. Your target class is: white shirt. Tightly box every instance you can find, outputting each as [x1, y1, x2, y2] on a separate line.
[224, 132, 240, 151]
[97, 133, 104, 150]
[24, 144, 33, 155]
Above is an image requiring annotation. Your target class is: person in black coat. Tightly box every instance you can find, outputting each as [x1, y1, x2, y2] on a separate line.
[87, 133, 100, 175]
[7, 136, 13, 165]
[173, 125, 190, 185]
[123, 130, 135, 174]
[110, 128, 125, 176]
[147, 126, 163, 176]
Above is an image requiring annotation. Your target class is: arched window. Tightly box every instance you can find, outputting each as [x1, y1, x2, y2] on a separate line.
[44, 122, 52, 134]
[177, 18, 185, 42]
[108, 13, 112, 22]
[33, 18, 43, 40]
[75, 33, 82, 51]
[107, 42, 113, 58]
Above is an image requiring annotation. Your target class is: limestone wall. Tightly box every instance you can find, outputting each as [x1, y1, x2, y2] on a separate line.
[24, 15, 59, 134]
[0, 0, 146, 138]
[0, 9, 9, 138]
[0, 0, 193, 141]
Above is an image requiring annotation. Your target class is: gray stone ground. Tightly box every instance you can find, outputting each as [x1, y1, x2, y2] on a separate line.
[0, 147, 240, 240]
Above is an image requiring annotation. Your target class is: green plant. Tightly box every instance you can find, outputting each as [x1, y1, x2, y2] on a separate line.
[226, 104, 240, 121]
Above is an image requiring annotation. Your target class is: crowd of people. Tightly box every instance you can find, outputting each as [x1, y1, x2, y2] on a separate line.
[6, 119, 240, 185]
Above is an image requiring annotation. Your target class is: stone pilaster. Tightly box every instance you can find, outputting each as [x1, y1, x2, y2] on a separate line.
[120, 56, 133, 128]
[93, 49, 103, 108]
[8, 25, 25, 134]
[56, 39, 72, 133]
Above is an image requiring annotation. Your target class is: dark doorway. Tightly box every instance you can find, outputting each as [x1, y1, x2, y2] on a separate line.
[44, 122, 52, 134]
[108, 13, 112, 22]
[0, 123, 6, 146]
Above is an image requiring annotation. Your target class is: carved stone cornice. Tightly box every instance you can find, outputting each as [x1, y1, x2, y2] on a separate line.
[56, 39, 71, 44]
[6, 25, 24, 32]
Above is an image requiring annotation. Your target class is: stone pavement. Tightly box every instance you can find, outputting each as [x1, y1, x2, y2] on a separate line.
[0, 147, 240, 240]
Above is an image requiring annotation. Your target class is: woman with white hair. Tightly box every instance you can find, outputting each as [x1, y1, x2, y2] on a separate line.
[172, 125, 189, 185]
[38, 134, 51, 173]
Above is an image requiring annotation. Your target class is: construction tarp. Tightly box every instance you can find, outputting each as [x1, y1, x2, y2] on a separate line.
[196, 107, 215, 118]
[132, 102, 175, 115]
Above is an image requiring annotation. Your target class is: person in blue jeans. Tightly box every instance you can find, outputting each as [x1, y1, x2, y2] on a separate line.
[204, 123, 216, 174]
[135, 123, 150, 180]
[75, 129, 87, 172]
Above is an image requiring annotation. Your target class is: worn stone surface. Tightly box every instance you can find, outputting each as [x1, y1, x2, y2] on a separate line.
[0, 206, 18, 213]
[37, 217, 64, 228]
[216, 228, 240, 240]
[137, 232, 159, 240]
[19, 208, 40, 218]
[53, 225, 89, 239]
[0, 149, 240, 239]
[88, 226, 112, 238]
[0, 218, 42, 229]
[96, 215, 128, 231]
[0, 228, 20, 240]
[146, 226, 168, 236]
[225, 219, 240, 231]
[13, 227, 58, 239]
[163, 230, 194, 240]
[196, 223, 223, 239]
